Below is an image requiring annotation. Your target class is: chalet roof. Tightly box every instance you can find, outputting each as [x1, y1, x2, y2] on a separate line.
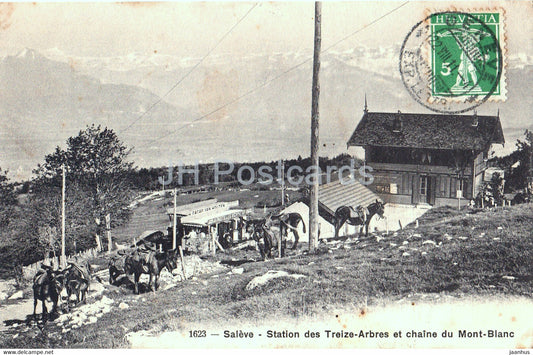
[347, 111, 505, 150]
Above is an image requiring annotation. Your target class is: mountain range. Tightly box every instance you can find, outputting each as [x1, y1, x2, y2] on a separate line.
[0, 47, 531, 181]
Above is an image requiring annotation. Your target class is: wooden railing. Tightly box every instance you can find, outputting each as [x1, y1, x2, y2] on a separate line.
[369, 162, 473, 176]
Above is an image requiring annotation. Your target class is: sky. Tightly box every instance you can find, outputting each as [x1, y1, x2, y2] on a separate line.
[1, 2, 530, 58]
[0, 1, 532, 181]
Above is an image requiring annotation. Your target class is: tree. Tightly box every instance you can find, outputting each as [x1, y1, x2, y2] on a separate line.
[511, 130, 533, 191]
[33, 125, 134, 253]
[0, 168, 16, 228]
[491, 130, 533, 193]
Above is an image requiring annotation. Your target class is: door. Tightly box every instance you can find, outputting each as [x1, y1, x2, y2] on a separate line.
[412, 174, 420, 204]
[417, 175, 434, 205]
[429, 176, 437, 205]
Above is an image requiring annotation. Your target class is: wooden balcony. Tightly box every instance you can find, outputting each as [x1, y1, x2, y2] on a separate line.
[368, 162, 473, 176]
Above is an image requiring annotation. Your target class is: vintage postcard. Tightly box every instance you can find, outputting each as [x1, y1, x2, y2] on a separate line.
[0, 1, 532, 351]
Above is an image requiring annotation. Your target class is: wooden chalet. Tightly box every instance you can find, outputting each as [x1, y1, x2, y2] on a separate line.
[347, 106, 505, 207]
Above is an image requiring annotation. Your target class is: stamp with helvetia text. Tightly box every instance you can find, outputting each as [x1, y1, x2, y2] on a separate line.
[399, 10, 506, 114]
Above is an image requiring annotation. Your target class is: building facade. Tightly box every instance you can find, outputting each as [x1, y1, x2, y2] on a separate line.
[347, 107, 505, 207]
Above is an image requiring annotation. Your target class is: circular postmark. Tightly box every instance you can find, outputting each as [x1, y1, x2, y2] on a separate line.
[399, 11, 503, 114]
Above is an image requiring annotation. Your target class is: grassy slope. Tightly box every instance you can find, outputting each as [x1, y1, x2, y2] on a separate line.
[1, 204, 532, 348]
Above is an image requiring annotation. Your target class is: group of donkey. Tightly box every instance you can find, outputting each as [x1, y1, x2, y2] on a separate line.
[32, 245, 178, 322]
[108, 243, 177, 295]
[248, 199, 386, 260]
[32, 261, 91, 322]
[31, 200, 386, 321]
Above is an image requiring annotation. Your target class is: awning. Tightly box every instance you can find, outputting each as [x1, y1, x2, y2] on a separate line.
[318, 178, 381, 215]
[181, 209, 246, 227]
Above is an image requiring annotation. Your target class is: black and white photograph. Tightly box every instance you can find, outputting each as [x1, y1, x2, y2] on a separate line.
[0, 1, 531, 350]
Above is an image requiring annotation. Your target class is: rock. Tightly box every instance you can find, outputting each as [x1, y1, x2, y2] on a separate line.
[163, 284, 176, 291]
[8, 290, 23, 300]
[119, 302, 129, 310]
[232, 267, 244, 275]
[211, 275, 219, 278]
[502, 276, 515, 280]
[90, 282, 105, 294]
[390, 243, 397, 247]
[422, 240, 437, 246]
[56, 314, 71, 323]
[100, 295, 113, 305]
[201, 280, 208, 286]
[402, 241, 409, 245]
[307, 262, 315, 266]
[0, 291, 7, 300]
[88, 316, 98, 324]
[245, 270, 306, 291]
[421, 251, 427, 256]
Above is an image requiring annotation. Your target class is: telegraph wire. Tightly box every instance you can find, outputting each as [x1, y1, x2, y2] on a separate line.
[134, 1, 409, 151]
[119, 2, 259, 135]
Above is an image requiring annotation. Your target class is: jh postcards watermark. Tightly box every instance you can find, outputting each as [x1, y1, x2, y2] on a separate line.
[158, 159, 375, 187]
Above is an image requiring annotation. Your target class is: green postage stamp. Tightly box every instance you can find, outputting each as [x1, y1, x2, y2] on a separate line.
[400, 9, 507, 113]
[430, 12, 503, 98]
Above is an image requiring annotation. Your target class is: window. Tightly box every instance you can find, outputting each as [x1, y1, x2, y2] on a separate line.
[420, 176, 428, 195]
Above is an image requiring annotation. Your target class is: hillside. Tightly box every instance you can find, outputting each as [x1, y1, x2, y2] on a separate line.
[1, 203, 532, 348]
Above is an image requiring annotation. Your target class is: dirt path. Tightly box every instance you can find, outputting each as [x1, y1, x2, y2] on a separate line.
[0, 298, 35, 331]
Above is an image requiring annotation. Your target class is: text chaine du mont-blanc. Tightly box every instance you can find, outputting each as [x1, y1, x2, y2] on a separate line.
[222, 329, 514, 339]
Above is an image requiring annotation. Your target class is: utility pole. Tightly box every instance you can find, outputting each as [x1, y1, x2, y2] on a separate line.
[281, 160, 285, 206]
[173, 188, 177, 250]
[309, 1, 321, 253]
[61, 164, 66, 268]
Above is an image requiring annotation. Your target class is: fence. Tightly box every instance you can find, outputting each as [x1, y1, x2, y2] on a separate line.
[22, 247, 100, 280]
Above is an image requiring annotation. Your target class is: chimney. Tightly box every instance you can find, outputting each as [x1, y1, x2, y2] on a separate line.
[363, 94, 368, 114]
[393, 110, 402, 133]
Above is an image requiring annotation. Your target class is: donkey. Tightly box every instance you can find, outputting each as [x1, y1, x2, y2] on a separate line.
[247, 217, 286, 260]
[124, 248, 178, 294]
[333, 200, 386, 238]
[32, 265, 65, 322]
[63, 261, 91, 311]
[270, 212, 306, 250]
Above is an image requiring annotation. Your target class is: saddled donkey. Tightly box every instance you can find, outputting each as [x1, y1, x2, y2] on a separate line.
[124, 248, 178, 294]
[63, 261, 91, 311]
[33, 264, 65, 322]
[247, 216, 286, 260]
[270, 212, 306, 250]
[334, 200, 386, 238]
